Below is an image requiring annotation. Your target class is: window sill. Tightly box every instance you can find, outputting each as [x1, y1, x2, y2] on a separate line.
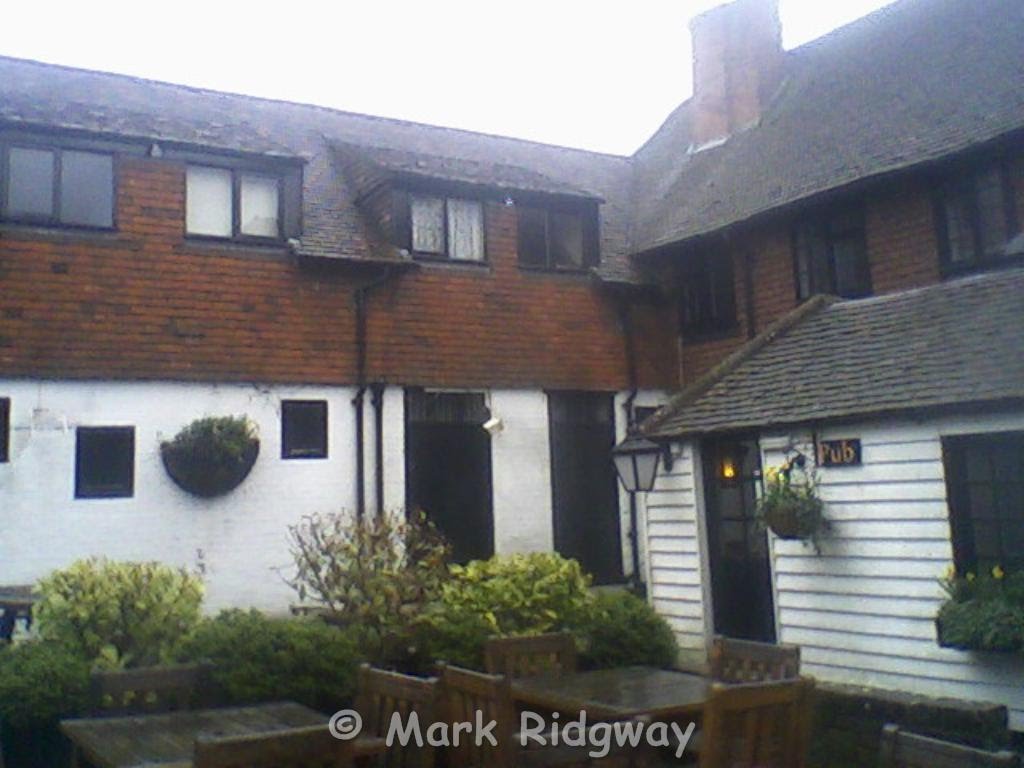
[0, 222, 119, 242]
[681, 324, 742, 344]
[940, 253, 1024, 279]
[181, 237, 289, 259]
[517, 264, 592, 277]
[412, 255, 491, 271]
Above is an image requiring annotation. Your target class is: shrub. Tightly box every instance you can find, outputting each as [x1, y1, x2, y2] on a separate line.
[0, 641, 90, 729]
[288, 510, 450, 665]
[161, 415, 259, 497]
[577, 591, 679, 670]
[177, 609, 362, 711]
[421, 553, 593, 668]
[936, 568, 1024, 652]
[35, 558, 204, 668]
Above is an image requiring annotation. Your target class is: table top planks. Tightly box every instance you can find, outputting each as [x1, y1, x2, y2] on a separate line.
[60, 701, 384, 768]
[510, 666, 711, 720]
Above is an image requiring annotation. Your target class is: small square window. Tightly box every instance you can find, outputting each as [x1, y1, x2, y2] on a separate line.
[75, 427, 135, 499]
[0, 398, 9, 463]
[282, 400, 328, 459]
[517, 205, 592, 270]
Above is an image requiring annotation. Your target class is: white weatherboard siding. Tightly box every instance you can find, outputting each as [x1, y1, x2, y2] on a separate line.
[763, 410, 1024, 730]
[642, 441, 711, 669]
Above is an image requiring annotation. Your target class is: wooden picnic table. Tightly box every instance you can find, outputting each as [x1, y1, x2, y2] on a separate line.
[510, 665, 711, 721]
[60, 701, 386, 767]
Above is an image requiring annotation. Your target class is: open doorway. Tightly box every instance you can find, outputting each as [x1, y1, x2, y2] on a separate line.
[405, 390, 494, 564]
[701, 437, 776, 642]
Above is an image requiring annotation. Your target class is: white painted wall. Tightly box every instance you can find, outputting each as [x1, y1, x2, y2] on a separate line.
[0, 379, 389, 612]
[614, 390, 670, 583]
[489, 390, 553, 554]
[1, 380, 648, 614]
[641, 441, 712, 670]
[762, 409, 1024, 730]
[642, 409, 1024, 728]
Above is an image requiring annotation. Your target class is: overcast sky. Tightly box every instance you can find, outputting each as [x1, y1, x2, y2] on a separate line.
[2, 1, 898, 155]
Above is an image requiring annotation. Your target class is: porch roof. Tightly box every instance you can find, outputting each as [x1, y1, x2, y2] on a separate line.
[641, 266, 1024, 439]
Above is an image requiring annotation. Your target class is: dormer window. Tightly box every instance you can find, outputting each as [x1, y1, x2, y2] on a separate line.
[517, 202, 598, 271]
[408, 194, 485, 261]
[186, 165, 281, 240]
[1, 141, 114, 229]
[935, 163, 1019, 273]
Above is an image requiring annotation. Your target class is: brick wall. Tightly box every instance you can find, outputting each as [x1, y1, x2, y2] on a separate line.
[0, 156, 678, 391]
[677, 169, 999, 381]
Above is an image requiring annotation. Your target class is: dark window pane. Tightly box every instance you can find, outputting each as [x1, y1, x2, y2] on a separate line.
[518, 207, 548, 266]
[795, 210, 868, 299]
[75, 427, 135, 499]
[942, 193, 976, 264]
[680, 252, 735, 333]
[550, 211, 583, 267]
[282, 400, 328, 459]
[944, 431, 1024, 574]
[832, 233, 871, 298]
[975, 167, 1009, 258]
[0, 398, 9, 463]
[60, 151, 113, 227]
[7, 147, 54, 218]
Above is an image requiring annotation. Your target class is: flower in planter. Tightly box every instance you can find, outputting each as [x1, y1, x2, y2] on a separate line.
[160, 415, 260, 498]
[755, 454, 829, 547]
[936, 566, 1024, 653]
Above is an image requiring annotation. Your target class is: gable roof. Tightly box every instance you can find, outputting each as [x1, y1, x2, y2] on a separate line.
[631, 0, 1024, 254]
[642, 267, 1024, 438]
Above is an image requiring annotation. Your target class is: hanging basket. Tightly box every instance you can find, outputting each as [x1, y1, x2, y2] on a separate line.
[160, 416, 259, 498]
[761, 498, 822, 540]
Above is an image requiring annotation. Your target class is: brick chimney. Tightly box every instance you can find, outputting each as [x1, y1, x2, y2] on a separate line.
[689, 0, 784, 149]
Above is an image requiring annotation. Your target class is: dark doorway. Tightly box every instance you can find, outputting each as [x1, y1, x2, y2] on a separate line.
[548, 392, 623, 584]
[406, 390, 494, 564]
[701, 437, 776, 642]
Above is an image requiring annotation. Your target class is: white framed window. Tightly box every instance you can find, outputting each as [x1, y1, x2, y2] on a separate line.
[409, 194, 484, 261]
[186, 165, 281, 240]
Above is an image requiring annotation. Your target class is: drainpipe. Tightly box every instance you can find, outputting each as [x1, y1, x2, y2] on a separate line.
[352, 266, 393, 520]
[371, 382, 386, 518]
[615, 294, 644, 593]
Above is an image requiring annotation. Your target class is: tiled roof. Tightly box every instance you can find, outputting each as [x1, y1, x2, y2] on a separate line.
[1, 0, 1022, 275]
[631, 0, 1024, 253]
[0, 56, 634, 276]
[642, 268, 1024, 438]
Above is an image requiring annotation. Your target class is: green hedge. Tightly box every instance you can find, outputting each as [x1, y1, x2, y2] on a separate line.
[577, 591, 679, 670]
[177, 610, 363, 711]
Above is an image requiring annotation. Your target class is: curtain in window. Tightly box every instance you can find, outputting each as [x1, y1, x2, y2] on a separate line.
[186, 166, 232, 237]
[447, 199, 484, 261]
[240, 175, 279, 237]
[411, 195, 445, 254]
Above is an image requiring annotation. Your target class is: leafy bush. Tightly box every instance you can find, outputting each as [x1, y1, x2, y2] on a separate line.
[288, 510, 449, 665]
[421, 553, 593, 668]
[177, 610, 362, 711]
[0, 641, 90, 729]
[577, 591, 679, 670]
[161, 415, 259, 497]
[936, 568, 1024, 652]
[35, 558, 204, 668]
